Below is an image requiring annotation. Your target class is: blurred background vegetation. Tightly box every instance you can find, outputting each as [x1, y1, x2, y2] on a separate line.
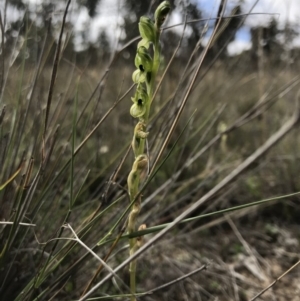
[0, 0, 300, 300]
[4, 0, 300, 67]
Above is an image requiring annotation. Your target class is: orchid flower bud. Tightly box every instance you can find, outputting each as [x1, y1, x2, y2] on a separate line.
[154, 1, 171, 29]
[134, 46, 153, 73]
[132, 69, 146, 84]
[139, 16, 156, 43]
[130, 84, 148, 118]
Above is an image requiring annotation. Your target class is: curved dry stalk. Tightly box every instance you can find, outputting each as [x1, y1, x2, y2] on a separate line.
[65, 224, 130, 295]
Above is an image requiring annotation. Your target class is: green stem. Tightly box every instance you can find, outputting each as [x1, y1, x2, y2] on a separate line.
[129, 240, 137, 301]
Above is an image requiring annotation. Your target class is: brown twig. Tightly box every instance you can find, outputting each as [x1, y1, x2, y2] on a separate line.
[249, 259, 300, 301]
[80, 224, 128, 297]
[146, 264, 208, 294]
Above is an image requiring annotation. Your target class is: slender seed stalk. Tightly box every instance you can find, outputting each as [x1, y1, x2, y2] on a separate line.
[127, 2, 171, 300]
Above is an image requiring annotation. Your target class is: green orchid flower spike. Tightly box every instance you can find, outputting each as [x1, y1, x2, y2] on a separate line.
[127, 2, 171, 301]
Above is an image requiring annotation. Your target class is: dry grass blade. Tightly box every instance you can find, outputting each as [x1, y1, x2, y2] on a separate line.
[43, 0, 71, 145]
[0, 222, 36, 227]
[64, 224, 128, 290]
[80, 228, 127, 297]
[147, 264, 208, 295]
[250, 259, 300, 301]
[0, 12, 4, 95]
